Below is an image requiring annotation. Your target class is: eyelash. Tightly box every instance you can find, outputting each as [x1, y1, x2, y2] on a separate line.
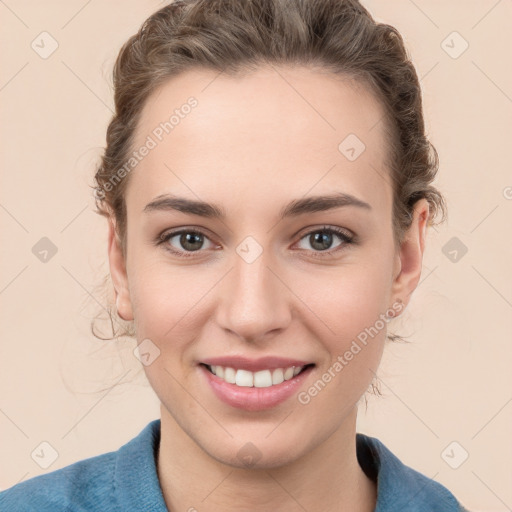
[156, 226, 355, 259]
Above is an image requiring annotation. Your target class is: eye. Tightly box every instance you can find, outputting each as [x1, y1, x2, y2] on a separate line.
[158, 228, 217, 258]
[295, 226, 354, 257]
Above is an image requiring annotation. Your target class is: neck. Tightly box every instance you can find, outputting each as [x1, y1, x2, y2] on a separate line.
[157, 405, 377, 512]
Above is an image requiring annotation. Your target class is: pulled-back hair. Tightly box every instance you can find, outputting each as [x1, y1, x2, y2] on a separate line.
[91, 0, 446, 346]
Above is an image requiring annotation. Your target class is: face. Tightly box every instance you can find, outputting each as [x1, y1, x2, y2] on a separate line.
[109, 65, 428, 468]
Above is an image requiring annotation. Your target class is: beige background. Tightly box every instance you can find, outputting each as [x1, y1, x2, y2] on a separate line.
[1, 1, 511, 510]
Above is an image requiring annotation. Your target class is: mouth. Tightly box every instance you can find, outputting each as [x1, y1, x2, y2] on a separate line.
[198, 361, 316, 411]
[200, 363, 315, 388]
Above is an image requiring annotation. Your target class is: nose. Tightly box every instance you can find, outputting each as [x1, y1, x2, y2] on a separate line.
[215, 244, 292, 343]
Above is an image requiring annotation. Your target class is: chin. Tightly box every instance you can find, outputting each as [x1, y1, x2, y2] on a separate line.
[199, 432, 310, 471]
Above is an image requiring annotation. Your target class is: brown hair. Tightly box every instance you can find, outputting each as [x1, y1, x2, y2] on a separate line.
[91, 0, 446, 351]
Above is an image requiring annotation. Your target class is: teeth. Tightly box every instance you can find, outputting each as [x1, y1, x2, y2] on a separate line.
[254, 370, 272, 388]
[283, 367, 294, 380]
[224, 367, 236, 384]
[208, 364, 307, 387]
[235, 369, 253, 387]
[272, 368, 284, 385]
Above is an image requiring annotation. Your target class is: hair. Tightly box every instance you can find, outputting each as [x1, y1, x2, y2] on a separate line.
[90, 0, 447, 391]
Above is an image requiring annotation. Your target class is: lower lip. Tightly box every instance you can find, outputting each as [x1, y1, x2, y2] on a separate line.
[200, 364, 314, 412]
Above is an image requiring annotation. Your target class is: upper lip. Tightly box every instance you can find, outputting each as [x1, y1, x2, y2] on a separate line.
[200, 356, 314, 372]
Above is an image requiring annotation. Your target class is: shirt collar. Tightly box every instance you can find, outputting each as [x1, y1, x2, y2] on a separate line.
[114, 419, 461, 511]
[114, 419, 168, 511]
[356, 433, 462, 511]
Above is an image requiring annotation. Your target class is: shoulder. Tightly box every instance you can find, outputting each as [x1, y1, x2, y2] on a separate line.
[0, 450, 117, 512]
[356, 433, 471, 511]
[0, 419, 164, 512]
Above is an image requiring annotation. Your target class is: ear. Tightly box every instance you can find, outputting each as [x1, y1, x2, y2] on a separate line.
[390, 198, 430, 309]
[107, 218, 134, 321]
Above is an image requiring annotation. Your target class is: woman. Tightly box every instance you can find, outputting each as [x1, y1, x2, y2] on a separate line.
[0, 0, 471, 510]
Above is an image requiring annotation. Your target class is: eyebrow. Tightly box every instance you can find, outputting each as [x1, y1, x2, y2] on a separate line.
[143, 192, 372, 220]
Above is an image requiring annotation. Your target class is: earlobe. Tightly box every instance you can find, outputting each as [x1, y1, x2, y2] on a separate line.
[390, 199, 430, 308]
[107, 218, 134, 322]
[115, 293, 133, 322]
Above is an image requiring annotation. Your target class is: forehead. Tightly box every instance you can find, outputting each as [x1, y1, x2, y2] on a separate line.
[127, 65, 392, 217]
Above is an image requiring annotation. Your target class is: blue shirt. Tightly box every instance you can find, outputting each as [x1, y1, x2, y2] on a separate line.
[0, 419, 470, 511]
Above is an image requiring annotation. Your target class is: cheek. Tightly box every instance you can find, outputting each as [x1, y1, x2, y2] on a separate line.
[300, 259, 393, 342]
[127, 257, 220, 350]
[295, 258, 392, 388]
[293, 268, 390, 415]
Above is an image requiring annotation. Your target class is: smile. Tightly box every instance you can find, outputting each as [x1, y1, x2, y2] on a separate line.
[199, 360, 316, 411]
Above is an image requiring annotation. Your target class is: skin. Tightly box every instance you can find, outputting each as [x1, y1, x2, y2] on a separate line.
[108, 65, 429, 512]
